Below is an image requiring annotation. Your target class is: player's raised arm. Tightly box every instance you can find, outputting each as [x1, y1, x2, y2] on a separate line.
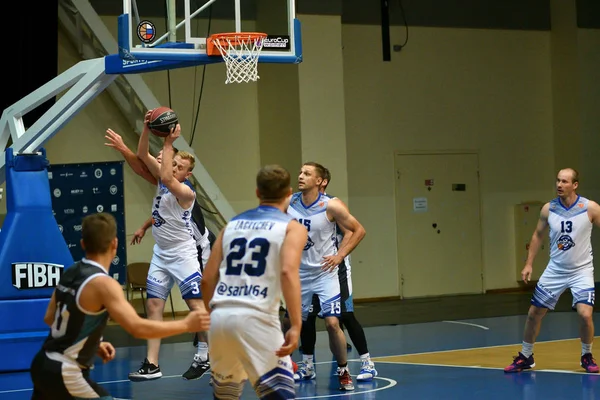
[136, 110, 161, 179]
[160, 125, 196, 209]
[105, 128, 158, 185]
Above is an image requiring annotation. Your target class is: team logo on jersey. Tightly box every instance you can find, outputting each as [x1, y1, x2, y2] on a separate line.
[152, 210, 166, 227]
[304, 236, 315, 251]
[557, 235, 575, 251]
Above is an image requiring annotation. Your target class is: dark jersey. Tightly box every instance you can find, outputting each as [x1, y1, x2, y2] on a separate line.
[42, 258, 109, 369]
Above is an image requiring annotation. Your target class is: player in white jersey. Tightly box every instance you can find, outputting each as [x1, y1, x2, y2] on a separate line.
[505, 168, 600, 373]
[105, 129, 212, 379]
[201, 165, 306, 399]
[286, 162, 365, 391]
[128, 116, 210, 381]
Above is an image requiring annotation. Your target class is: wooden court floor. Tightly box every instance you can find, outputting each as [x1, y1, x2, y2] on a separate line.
[1, 310, 599, 399]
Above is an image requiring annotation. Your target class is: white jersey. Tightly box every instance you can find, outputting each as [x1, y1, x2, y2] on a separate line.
[151, 180, 196, 251]
[210, 205, 294, 315]
[287, 192, 337, 269]
[547, 195, 593, 271]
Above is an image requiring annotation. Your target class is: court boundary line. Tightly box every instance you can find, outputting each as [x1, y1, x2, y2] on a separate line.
[371, 336, 597, 359]
[442, 320, 489, 330]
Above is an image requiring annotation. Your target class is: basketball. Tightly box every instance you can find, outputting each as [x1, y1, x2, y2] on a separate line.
[147, 107, 178, 137]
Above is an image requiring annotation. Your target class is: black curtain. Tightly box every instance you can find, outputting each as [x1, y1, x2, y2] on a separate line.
[3, 1, 58, 129]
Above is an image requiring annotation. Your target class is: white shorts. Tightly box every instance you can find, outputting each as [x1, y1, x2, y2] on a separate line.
[532, 264, 595, 310]
[299, 267, 342, 321]
[146, 244, 202, 301]
[208, 307, 295, 399]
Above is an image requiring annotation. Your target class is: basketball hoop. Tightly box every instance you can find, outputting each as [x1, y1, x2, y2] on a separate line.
[207, 32, 268, 84]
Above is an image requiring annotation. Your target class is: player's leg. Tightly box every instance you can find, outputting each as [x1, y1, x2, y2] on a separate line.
[505, 268, 566, 373]
[177, 257, 211, 380]
[569, 267, 599, 373]
[294, 295, 319, 381]
[337, 260, 376, 380]
[236, 310, 295, 399]
[294, 268, 318, 381]
[316, 270, 354, 391]
[129, 258, 171, 381]
[31, 351, 114, 399]
[209, 308, 249, 399]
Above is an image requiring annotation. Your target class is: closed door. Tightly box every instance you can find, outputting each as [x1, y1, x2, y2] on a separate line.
[394, 153, 483, 298]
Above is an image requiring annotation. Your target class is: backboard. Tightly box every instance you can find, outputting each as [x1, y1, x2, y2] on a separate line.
[113, 0, 301, 69]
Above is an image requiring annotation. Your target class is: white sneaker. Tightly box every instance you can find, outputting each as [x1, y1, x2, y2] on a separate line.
[294, 362, 316, 381]
[356, 360, 378, 381]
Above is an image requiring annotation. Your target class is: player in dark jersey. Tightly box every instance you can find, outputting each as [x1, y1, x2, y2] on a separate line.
[29, 213, 210, 400]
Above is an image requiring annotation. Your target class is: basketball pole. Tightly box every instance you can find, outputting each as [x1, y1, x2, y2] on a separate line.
[167, 0, 176, 43]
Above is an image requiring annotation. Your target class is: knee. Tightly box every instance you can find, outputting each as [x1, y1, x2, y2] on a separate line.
[526, 306, 546, 322]
[324, 317, 340, 333]
[578, 306, 594, 323]
[146, 298, 165, 316]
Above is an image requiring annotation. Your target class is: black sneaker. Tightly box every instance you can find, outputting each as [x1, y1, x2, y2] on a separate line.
[128, 358, 162, 382]
[182, 354, 210, 380]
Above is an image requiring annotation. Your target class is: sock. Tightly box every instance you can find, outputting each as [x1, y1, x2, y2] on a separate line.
[302, 354, 314, 364]
[360, 353, 371, 363]
[582, 342, 593, 356]
[196, 342, 208, 362]
[337, 362, 348, 372]
[521, 342, 534, 358]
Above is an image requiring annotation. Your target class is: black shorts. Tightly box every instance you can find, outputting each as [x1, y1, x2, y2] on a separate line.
[197, 245, 204, 273]
[30, 351, 112, 400]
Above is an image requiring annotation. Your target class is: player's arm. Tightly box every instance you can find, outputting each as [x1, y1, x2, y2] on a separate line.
[131, 217, 153, 245]
[322, 198, 366, 270]
[588, 201, 600, 228]
[160, 125, 195, 208]
[276, 220, 307, 356]
[136, 110, 161, 179]
[521, 203, 550, 283]
[91, 276, 209, 338]
[105, 128, 158, 185]
[43, 291, 57, 326]
[201, 229, 225, 311]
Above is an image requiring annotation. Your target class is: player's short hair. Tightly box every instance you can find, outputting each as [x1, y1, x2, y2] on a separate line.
[302, 162, 327, 180]
[257, 165, 291, 201]
[82, 213, 117, 254]
[322, 168, 331, 189]
[559, 168, 579, 184]
[176, 151, 195, 172]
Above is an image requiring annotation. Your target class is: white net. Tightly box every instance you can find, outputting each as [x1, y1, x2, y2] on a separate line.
[211, 34, 267, 84]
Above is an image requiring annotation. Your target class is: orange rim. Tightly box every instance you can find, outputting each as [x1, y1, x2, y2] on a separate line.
[206, 32, 268, 56]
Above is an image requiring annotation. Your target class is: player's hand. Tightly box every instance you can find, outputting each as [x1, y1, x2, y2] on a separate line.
[165, 124, 181, 143]
[130, 228, 146, 245]
[184, 309, 211, 333]
[97, 342, 116, 363]
[321, 254, 343, 272]
[104, 129, 127, 153]
[521, 264, 533, 284]
[276, 327, 300, 357]
[144, 109, 153, 125]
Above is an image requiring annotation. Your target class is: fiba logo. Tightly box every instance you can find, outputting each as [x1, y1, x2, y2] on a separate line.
[12, 263, 64, 290]
[137, 20, 156, 44]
